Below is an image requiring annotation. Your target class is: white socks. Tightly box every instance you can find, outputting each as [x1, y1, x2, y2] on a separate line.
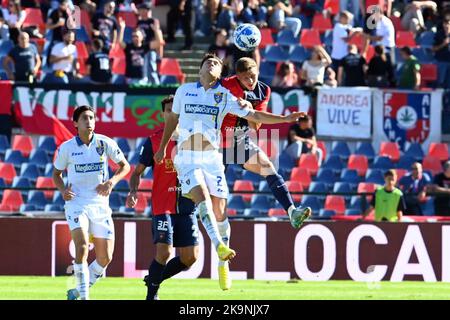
[217, 218, 231, 267]
[72, 260, 106, 299]
[89, 260, 105, 287]
[197, 200, 223, 249]
[73, 262, 89, 300]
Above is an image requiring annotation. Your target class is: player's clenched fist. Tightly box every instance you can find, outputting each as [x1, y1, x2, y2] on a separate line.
[126, 192, 137, 208]
[96, 180, 113, 197]
[63, 183, 76, 201]
[154, 148, 166, 164]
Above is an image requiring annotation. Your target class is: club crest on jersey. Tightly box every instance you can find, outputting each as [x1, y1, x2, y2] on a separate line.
[214, 92, 223, 103]
[96, 141, 105, 156]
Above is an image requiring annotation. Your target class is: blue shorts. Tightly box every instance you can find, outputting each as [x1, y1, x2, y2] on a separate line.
[152, 213, 199, 247]
[222, 134, 261, 169]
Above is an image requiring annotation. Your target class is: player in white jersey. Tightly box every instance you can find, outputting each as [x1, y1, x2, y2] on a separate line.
[53, 105, 130, 300]
[154, 53, 308, 281]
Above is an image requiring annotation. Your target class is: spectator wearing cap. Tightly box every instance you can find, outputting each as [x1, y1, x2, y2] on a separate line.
[367, 44, 394, 87]
[166, 0, 193, 50]
[3, 31, 41, 83]
[338, 44, 367, 87]
[137, 2, 165, 58]
[2, 0, 26, 44]
[92, 0, 118, 52]
[85, 38, 112, 84]
[429, 160, 450, 216]
[398, 46, 421, 90]
[399, 162, 431, 215]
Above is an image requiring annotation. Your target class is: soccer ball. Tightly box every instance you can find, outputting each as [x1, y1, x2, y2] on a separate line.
[233, 23, 261, 52]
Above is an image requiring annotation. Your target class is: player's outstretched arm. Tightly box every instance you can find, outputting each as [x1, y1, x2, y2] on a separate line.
[154, 112, 179, 164]
[244, 110, 307, 125]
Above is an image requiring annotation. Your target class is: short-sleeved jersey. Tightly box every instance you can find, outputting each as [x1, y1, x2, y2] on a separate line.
[138, 129, 195, 215]
[172, 81, 251, 150]
[54, 134, 126, 205]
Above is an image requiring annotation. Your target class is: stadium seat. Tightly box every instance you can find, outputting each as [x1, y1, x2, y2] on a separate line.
[117, 11, 138, 28]
[0, 177, 5, 195]
[423, 155, 443, 175]
[404, 142, 424, 161]
[422, 198, 435, 216]
[233, 180, 254, 202]
[44, 163, 54, 177]
[357, 182, 377, 195]
[333, 182, 354, 199]
[76, 42, 89, 60]
[417, 31, 435, 49]
[109, 192, 123, 211]
[38, 136, 57, 156]
[1, 189, 24, 211]
[0, 134, 10, 157]
[324, 195, 346, 215]
[428, 143, 449, 162]
[114, 180, 130, 196]
[318, 209, 335, 219]
[396, 155, 416, 170]
[243, 208, 264, 217]
[127, 150, 140, 165]
[349, 196, 363, 211]
[227, 195, 247, 214]
[158, 58, 185, 83]
[109, 43, 126, 59]
[44, 204, 63, 213]
[379, 142, 401, 162]
[75, 26, 91, 43]
[345, 209, 361, 216]
[285, 180, 303, 203]
[267, 208, 285, 216]
[412, 47, 434, 64]
[27, 191, 48, 210]
[288, 45, 311, 64]
[276, 29, 298, 47]
[395, 169, 408, 182]
[355, 142, 376, 162]
[20, 204, 37, 212]
[0, 162, 16, 185]
[372, 156, 394, 170]
[53, 192, 65, 206]
[258, 181, 270, 193]
[290, 167, 312, 189]
[300, 195, 322, 213]
[4, 149, 26, 171]
[29, 149, 51, 170]
[0, 40, 14, 56]
[115, 138, 131, 157]
[225, 168, 239, 188]
[347, 33, 365, 51]
[117, 206, 136, 216]
[365, 169, 385, 185]
[259, 61, 277, 78]
[12, 135, 33, 157]
[259, 28, 275, 49]
[258, 139, 279, 159]
[112, 57, 126, 75]
[143, 167, 154, 180]
[0, 203, 13, 213]
[312, 14, 332, 33]
[250, 194, 273, 215]
[263, 45, 290, 62]
[36, 177, 56, 200]
[390, 15, 404, 33]
[321, 154, 344, 175]
[331, 141, 351, 161]
[324, 0, 339, 15]
[242, 170, 263, 188]
[138, 178, 153, 200]
[278, 151, 296, 171]
[300, 29, 321, 48]
[298, 153, 319, 176]
[340, 169, 361, 189]
[134, 193, 148, 214]
[347, 154, 369, 177]
[317, 141, 327, 161]
[23, 7, 45, 31]
[308, 182, 328, 200]
[80, 8, 92, 35]
[160, 75, 179, 85]
[315, 168, 336, 190]
[395, 31, 417, 48]
[420, 63, 438, 87]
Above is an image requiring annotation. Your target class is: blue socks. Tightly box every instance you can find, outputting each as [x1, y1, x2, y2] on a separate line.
[162, 257, 188, 281]
[266, 174, 295, 212]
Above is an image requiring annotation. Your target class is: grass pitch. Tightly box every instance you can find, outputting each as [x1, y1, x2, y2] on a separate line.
[1, 277, 450, 300]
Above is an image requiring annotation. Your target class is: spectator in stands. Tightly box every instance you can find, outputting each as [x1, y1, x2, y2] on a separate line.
[86, 38, 112, 84]
[367, 44, 394, 87]
[73, 0, 97, 15]
[46, 29, 81, 84]
[292, 0, 324, 30]
[285, 114, 323, 165]
[432, 19, 450, 87]
[3, 31, 41, 83]
[118, 21, 159, 85]
[363, 169, 406, 222]
[429, 160, 450, 216]
[0, 9, 10, 41]
[208, 28, 232, 76]
[241, 0, 268, 28]
[337, 44, 367, 86]
[401, 1, 437, 35]
[398, 46, 421, 90]
[136, 3, 165, 58]
[2, 0, 26, 44]
[363, 10, 396, 64]
[216, 0, 244, 32]
[92, 0, 118, 52]
[399, 162, 431, 215]
[271, 61, 299, 88]
[331, 11, 361, 71]
[46, 0, 69, 44]
[266, 0, 302, 37]
[300, 45, 332, 87]
[166, 0, 193, 50]
[324, 66, 338, 87]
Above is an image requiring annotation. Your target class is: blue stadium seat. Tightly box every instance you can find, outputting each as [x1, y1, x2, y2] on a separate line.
[243, 208, 264, 217]
[412, 47, 434, 63]
[114, 180, 130, 195]
[308, 182, 328, 200]
[258, 181, 271, 193]
[135, 137, 147, 151]
[250, 194, 273, 214]
[318, 209, 335, 219]
[372, 156, 394, 170]
[12, 176, 32, 190]
[0, 177, 5, 197]
[331, 141, 351, 161]
[75, 26, 91, 43]
[44, 163, 55, 177]
[118, 206, 136, 216]
[242, 170, 263, 188]
[288, 45, 311, 64]
[260, 61, 277, 78]
[20, 204, 37, 212]
[20, 163, 41, 184]
[365, 169, 385, 185]
[0, 134, 10, 159]
[225, 168, 239, 188]
[276, 29, 299, 47]
[160, 75, 179, 85]
[417, 31, 435, 48]
[127, 150, 140, 165]
[109, 192, 123, 211]
[27, 191, 48, 210]
[278, 151, 296, 171]
[53, 192, 65, 206]
[315, 168, 336, 189]
[115, 138, 131, 158]
[0, 40, 14, 56]
[333, 182, 354, 200]
[143, 167, 154, 180]
[38, 136, 57, 157]
[321, 29, 333, 47]
[422, 198, 435, 216]
[4, 149, 27, 171]
[29, 149, 51, 170]
[44, 204, 63, 212]
[396, 155, 416, 170]
[263, 45, 290, 62]
[404, 143, 424, 162]
[340, 169, 362, 189]
[227, 195, 247, 214]
[321, 154, 344, 175]
[348, 196, 363, 211]
[355, 142, 376, 162]
[300, 195, 322, 213]
[345, 209, 361, 216]
[259, 75, 274, 85]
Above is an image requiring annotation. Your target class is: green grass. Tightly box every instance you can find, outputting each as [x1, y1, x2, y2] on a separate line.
[0, 277, 450, 300]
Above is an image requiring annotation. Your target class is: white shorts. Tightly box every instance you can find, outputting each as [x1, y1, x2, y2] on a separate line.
[65, 203, 114, 240]
[173, 149, 229, 199]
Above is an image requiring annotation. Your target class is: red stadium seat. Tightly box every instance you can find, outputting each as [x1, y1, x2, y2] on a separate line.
[395, 169, 408, 182]
[112, 57, 126, 75]
[420, 64, 438, 86]
[324, 195, 346, 215]
[423, 155, 443, 175]
[233, 180, 254, 202]
[357, 182, 377, 194]
[390, 15, 405, 32]
[31, 38, 46, 54]
[23, 8, 45, 32]
[1, 189, 24, 212]
[324, 0, 339, 15]
[298, 153, 319, 176]
[226, 208, 237, 216]
[158, 58, 186, 83]
[348, 33, 365, 50]
[395, 31, 417, 48]
[347, 154, 369, 177]
[12, 135, 33, 157]
[0, 203, 13, 213]
[258, 139, 279, 159]
[134, 192, 148, 214]
[290, 167, 312, 189]
[0, 163, 17, 185]
[379, 142, 401, 162]
[363, 45, 375, 62]
[109, 43, 126, 59]
[36, 177, 56, 200]
[117, 11, 138, 28]
[259, 28, 275, 49]
[286, 180, 303, 203]
[428, 143, 449, 162]
[317, 140, 327, 162]
[300, 29, 321, 48]
[76, 42, 89, 60]
[139, 178, 153, 200]
[78, 58, 87, 76]
[80, 9, 92, 35]
[268, 208, 285, 216]
[312, 14, 333, 33]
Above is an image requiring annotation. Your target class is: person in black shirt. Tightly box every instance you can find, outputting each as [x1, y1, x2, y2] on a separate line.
[367, 45, 394, 88]
[166, 0, 193, 50]
[338, 44, 367, 87]
[285, 114, 323, 164]
[3, 32, 41, 83]
[208, 29, 233, 76]
[86, 38, 112, 84]
[432, 19, 450, 87]
[46, 0, 69, 44]
[92, 0, 118, 52]
[136, 2, 164, 58]
[429, 160, 450, 216]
